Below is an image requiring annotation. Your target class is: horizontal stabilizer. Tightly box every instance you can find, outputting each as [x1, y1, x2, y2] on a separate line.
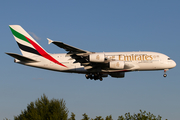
[6, 53, 38, 62]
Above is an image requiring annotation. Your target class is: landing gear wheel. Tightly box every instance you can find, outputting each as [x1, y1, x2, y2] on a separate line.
[163, 69, 169, 78]
[85, 74, 89, 79]
[85, 73, 103, 81]
[163, 74, 167, 77]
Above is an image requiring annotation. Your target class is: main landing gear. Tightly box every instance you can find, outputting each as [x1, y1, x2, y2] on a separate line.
[163, 69, 169, 77]
[85, 73, 103, 81]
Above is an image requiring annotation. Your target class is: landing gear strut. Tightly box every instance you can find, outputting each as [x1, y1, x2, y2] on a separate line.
[85, 73, 103, 81]
[163, 69, 169, 77]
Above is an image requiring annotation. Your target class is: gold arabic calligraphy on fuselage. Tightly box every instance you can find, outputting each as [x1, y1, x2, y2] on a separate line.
[108, 54, 154, 61]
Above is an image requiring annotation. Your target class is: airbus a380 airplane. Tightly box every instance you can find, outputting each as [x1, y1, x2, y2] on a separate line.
[6, 25, 176, 81]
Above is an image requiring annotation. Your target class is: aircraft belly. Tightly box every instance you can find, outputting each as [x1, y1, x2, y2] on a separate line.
[23, 62, 73, 71]
[137, 61, 164, 70]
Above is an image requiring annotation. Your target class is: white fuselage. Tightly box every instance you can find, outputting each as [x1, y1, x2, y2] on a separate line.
[8, 25, 176, 80]
[16, 51, 176, 74]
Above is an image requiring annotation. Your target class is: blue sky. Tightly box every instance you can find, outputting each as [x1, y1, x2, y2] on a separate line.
[1, 1, 180, 119]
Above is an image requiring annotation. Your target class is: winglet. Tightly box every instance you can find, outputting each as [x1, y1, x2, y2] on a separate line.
[47, 38, 53, 44]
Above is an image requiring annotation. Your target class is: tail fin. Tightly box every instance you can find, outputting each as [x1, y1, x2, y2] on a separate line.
[9, 25, 47, 57]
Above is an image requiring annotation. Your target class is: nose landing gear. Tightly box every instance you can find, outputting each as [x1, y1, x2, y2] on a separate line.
[163, 69, 169, 77]
[163, 74, 167, 77]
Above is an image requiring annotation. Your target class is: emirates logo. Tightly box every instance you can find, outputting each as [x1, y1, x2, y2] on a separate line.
[96, 55, 100, 60]
[116, 62, 120, 67]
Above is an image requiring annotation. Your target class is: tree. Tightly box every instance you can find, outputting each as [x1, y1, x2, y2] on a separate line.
[3, 118, 10, 120]
[68, 112, 76, 120]
[105, 115, 112, 120]
[117, 110, 162, 120]
[82, 113, 90, 120]
[94, 116, 104, 120]
[14, 94, 69, 120]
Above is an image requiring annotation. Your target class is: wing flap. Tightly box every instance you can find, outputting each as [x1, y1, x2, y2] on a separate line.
[6, 53, 38, 62]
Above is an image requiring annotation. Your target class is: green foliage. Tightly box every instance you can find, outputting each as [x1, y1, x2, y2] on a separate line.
[14, 94, 68, 120]
[117, 110, 162, 120]
[3, 118, 10, 120]
[82, 113, 90, 120]
[94, 116, 104, 120]
[105, 115, 112, 120]
[68, 112, 76, 120]
[13, 94, 164, 120]
[81, 115, 112, 120]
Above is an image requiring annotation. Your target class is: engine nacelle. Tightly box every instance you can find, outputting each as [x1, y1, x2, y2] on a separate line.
[89, 53, 105, 62]
[109, 72, 125, 78]
[109, 61, 124, 69]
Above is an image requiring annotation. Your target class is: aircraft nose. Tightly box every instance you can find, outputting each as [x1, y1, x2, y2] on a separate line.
[171, 60, 176, 68]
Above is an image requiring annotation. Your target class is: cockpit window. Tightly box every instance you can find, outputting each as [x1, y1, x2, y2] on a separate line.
[168, 58, 171, 60]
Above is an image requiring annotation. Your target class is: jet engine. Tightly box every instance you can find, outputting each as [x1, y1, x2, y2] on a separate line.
[89, 53, 105, 62]
[109, 61, 124, 69]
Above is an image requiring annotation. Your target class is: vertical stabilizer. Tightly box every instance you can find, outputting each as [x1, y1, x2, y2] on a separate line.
[9, 25, 67, 68]
[9, 25, 46, 57]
